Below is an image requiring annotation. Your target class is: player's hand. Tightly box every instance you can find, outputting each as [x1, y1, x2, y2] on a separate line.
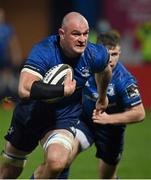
[92, 110, 110, 124]
[64, 71, 76, 96]
[95, 96, 108, 114]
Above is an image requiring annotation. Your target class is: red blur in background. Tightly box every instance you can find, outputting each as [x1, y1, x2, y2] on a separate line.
[126, 64, 151, 110]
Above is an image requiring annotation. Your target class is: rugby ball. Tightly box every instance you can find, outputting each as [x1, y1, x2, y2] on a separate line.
[43, 64, 73, 103]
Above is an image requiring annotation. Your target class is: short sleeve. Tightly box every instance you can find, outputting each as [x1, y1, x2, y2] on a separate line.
[23, 43, 51, 77]
[90, 44, 109, 73]
[117, 77, 142, 108]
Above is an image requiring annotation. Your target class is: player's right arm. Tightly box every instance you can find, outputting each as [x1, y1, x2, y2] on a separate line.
[18, 41, 76, 100]
[95, 64, 112, 112]
[90, 44, 112, 113]
[92, 103, 145, 125]
[18, 70, 76, 100]
[18, 71, 40, 99]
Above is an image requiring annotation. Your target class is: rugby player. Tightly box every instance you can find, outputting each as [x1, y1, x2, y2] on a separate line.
[83, 31, 145, 179]
[0, 12, 111, 178]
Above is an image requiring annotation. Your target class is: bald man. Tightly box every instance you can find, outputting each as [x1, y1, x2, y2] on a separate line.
[0, 12, 111, 178]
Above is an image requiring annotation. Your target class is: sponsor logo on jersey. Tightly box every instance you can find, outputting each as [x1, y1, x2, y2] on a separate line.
[126, 83, 140, 98]
[107, 84, 115, 96]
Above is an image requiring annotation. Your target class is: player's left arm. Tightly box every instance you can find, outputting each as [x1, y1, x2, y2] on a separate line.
[92, 103, 145, 125]
[95, 64, 112, 112]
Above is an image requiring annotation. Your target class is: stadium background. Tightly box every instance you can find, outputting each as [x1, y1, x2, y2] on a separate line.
[1, 0, 151, 178]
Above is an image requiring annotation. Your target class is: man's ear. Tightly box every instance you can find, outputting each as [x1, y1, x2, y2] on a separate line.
[58, 28, 64, 40]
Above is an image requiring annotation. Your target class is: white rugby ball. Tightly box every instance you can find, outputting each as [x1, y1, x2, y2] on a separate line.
[43, 64, 73, 85]
[43, 64, 73, 103]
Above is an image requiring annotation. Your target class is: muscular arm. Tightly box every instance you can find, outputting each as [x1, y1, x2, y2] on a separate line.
[92, 103, 145, 125]
[18, 71, 39, 99]
[95, 64, 112, 111]
[18, 71, 76, 100]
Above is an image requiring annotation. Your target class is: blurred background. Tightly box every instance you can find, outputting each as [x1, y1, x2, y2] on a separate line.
[0, 0, 151, 178]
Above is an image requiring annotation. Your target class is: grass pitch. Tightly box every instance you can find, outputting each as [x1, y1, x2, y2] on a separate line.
[0, 107, 151, 179]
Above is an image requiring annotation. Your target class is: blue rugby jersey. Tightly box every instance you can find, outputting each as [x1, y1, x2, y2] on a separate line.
[13, 34, 109, 126]
[23, 35, 109, 89]
[83, 62, 142, 119]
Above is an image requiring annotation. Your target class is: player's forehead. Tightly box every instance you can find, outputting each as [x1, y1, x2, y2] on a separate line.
[68, 21, 89, 33]
[109, 45, 120, 52]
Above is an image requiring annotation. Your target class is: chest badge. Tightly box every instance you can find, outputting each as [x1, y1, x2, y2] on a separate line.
[107, 84, 115, 96]
[80, 67, 90, 77]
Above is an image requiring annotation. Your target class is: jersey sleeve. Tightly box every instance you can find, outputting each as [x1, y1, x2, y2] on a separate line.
[23, 43, 51, 77]
[90, 44, 109, 73]
[117, 76, 142, 108]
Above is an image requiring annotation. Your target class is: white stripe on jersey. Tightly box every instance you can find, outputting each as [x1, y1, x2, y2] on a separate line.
[21, 68, 43, 80]
[131, 100, 142, 106]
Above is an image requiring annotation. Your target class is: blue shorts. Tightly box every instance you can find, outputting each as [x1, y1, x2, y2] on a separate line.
[76, 120, 94, 151]
[5, 99, 82, 152]
[94, 124, 126, 165]
[81, 111, 126, 165]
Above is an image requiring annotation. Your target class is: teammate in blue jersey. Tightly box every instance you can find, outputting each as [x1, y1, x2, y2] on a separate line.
[0, 12, 111, 179]
[57, 31, 146, 179]
[82, 31, 145, 179]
